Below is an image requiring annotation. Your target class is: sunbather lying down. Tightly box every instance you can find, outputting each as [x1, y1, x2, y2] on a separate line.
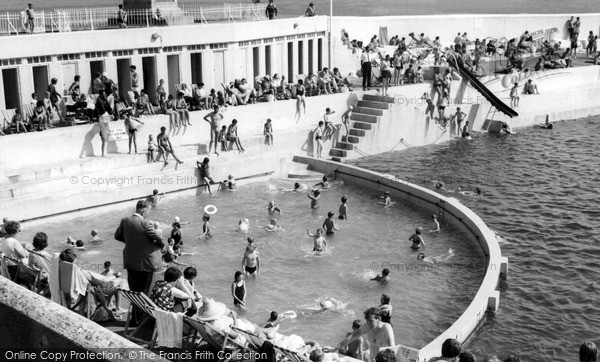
[196, 299, 321, 353]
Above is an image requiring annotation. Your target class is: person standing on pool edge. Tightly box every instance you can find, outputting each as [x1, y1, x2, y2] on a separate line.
[242, 236, 260, 277]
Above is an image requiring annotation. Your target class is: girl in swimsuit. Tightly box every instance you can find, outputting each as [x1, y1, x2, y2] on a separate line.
[313, 121, 325, 158]
[296, 79, 306, 116]
[231, 271, 246, 307]
[164, 95, 180, 131]
[176, 92, 191, 127]
[409, 227, 425, 250]
[393, 51, 403, 86]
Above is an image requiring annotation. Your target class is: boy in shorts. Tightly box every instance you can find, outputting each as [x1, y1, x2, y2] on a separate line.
[307, 228, 327, 252]
[339, 196, 348, 220]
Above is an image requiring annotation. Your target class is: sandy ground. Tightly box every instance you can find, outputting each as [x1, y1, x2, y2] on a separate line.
[3, 0, 600, 15]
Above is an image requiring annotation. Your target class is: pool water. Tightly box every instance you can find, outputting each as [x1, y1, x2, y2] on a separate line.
[350, 117, 600, 360]
[20, 179, 484, 348]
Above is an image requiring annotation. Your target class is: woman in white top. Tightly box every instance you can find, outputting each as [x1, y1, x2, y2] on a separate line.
[1, 220, 28, 279]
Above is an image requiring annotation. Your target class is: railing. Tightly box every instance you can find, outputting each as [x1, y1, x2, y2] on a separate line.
[0, 3, 265, 35]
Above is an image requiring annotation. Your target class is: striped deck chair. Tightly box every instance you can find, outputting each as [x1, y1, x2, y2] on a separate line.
[272, 344, 312, 362]
[183, 316, 248, 361]
[119, 289, 159, 348]
[230, 325, 265, 351]
[58, 260, 115, 319]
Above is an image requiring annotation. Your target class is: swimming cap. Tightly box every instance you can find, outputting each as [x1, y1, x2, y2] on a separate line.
[321, 300, 333, 309]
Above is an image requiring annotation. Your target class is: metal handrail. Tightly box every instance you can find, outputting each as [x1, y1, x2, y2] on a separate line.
[0, 3, 265, 35]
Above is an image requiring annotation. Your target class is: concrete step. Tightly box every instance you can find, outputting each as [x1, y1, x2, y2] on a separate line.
[353, 107, 384, 116]
[341, 135, 360, 144]
[335, 142, 354, 151]
[352, 121, 373, 130]
[329, 148, 348, 158]
[331, 157, 343, 163]
[357, 100, 390, 110]
[363, 94, 396, 104]
[287, 169, 324, 179]
[349, 129, 366, 137]
[350, 113, 379, 123]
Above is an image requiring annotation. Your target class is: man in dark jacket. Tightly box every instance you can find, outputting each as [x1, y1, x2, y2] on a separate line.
[115, 200, 164, 295]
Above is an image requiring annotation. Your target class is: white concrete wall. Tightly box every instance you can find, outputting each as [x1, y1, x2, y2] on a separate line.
[293, 156, 507, 362]
[0, 17, 329, 109]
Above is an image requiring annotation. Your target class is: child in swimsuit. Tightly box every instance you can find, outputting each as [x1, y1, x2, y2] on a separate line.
[313, 176, 330, 189]
[308, 189, 321, 209]
[218, 125, 229, 151]
[307, 228, 327, 252]
[200, 214, 212, 239]
[147, 135, 157, 162]
[409, 227, 425, 249]
[266, 200, 282, 215]
[378, 191, 392, 207]
[264, 218, 282, 232]
[339, 196, 348, 220]
[232, 271, 246, 307]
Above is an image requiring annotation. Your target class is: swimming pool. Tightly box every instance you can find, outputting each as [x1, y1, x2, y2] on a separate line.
[20, 178, 484, 347]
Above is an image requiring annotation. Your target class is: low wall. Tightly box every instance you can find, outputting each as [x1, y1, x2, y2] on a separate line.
[0, 276, 167, 361]
[293, 156, 508, 362]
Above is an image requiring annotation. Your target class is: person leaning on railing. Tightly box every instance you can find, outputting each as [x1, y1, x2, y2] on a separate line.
[265, 0, 277, 20]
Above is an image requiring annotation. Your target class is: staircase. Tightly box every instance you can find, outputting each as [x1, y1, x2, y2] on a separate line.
[329, 94, 395, 162]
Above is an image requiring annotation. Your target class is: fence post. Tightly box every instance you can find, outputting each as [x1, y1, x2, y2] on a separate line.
[146, 8, 150, 28]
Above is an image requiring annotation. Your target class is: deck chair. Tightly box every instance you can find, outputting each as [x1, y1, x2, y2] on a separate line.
[2, 109, 17, 134]
[126, 91, 137, 107]
[230, 325, 265, 351]
[119, 289, 159, 348]
[58, 260, 115, 319]
[0, 254, 13, 280]
[14, 258, 42, 292]
[183, 316, 248, 360]
[272, 344, 312, 362]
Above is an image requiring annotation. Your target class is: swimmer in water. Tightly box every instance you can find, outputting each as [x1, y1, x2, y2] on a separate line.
[458, 187, 482, 198]
[307, 228, 327, 253]
[266, 200, 283, 215]
[221, 174, 237, 191]
[239, 218, 250, 232]
[371, 268, 389, 283]
[429, 214, 440, 233]
[264, 218, 282, 232]
[308, 189, 321, 209]
[314, 176, 330, 189]
[282, 182, 307, 192]
[501, 122, 515, 134]
[322, 211, 339, 235]
[89, 229, 101, 242]
[200, 214, 212, 239]
[338, 196, 348, 220]
[409, 227, 425, 250]
[173, 216, 191, 225]
[378, 191, 393, 207]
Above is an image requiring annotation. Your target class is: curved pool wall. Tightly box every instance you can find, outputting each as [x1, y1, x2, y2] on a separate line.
[293, 155, 508, 362]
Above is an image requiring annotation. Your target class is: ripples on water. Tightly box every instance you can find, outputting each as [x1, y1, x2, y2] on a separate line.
[20, 179, 483, 348]
[351, 117, 600, 361]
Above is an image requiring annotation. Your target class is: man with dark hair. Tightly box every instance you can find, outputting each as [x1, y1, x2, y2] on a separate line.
[580, 342, 598, 362]
[118, 4, 127, 28]
[47, 78, 65, 123]
[375, 349, 397, 362]
[25, 3, 35, 33]
[305, 3, 315, 17]
[437, 338, 461, 361]
[265, 0, 277, 20]
[334, 307, 394, 360]
[115, 200, 164, 322]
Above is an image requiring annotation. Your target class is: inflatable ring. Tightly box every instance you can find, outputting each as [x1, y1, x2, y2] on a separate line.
[204, 205, 218, 215]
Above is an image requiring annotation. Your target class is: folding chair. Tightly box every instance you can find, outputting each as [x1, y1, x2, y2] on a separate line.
[119, 289, 159, 348]
[272, 344, 312, 362]
[230, 325, 265, 351]
[2, 109, 17, 134]
[183, 316, 248, 360]
[14, 258, 42, 292]
[58, 260, 116, 319]
[0, 254, 13, 280]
